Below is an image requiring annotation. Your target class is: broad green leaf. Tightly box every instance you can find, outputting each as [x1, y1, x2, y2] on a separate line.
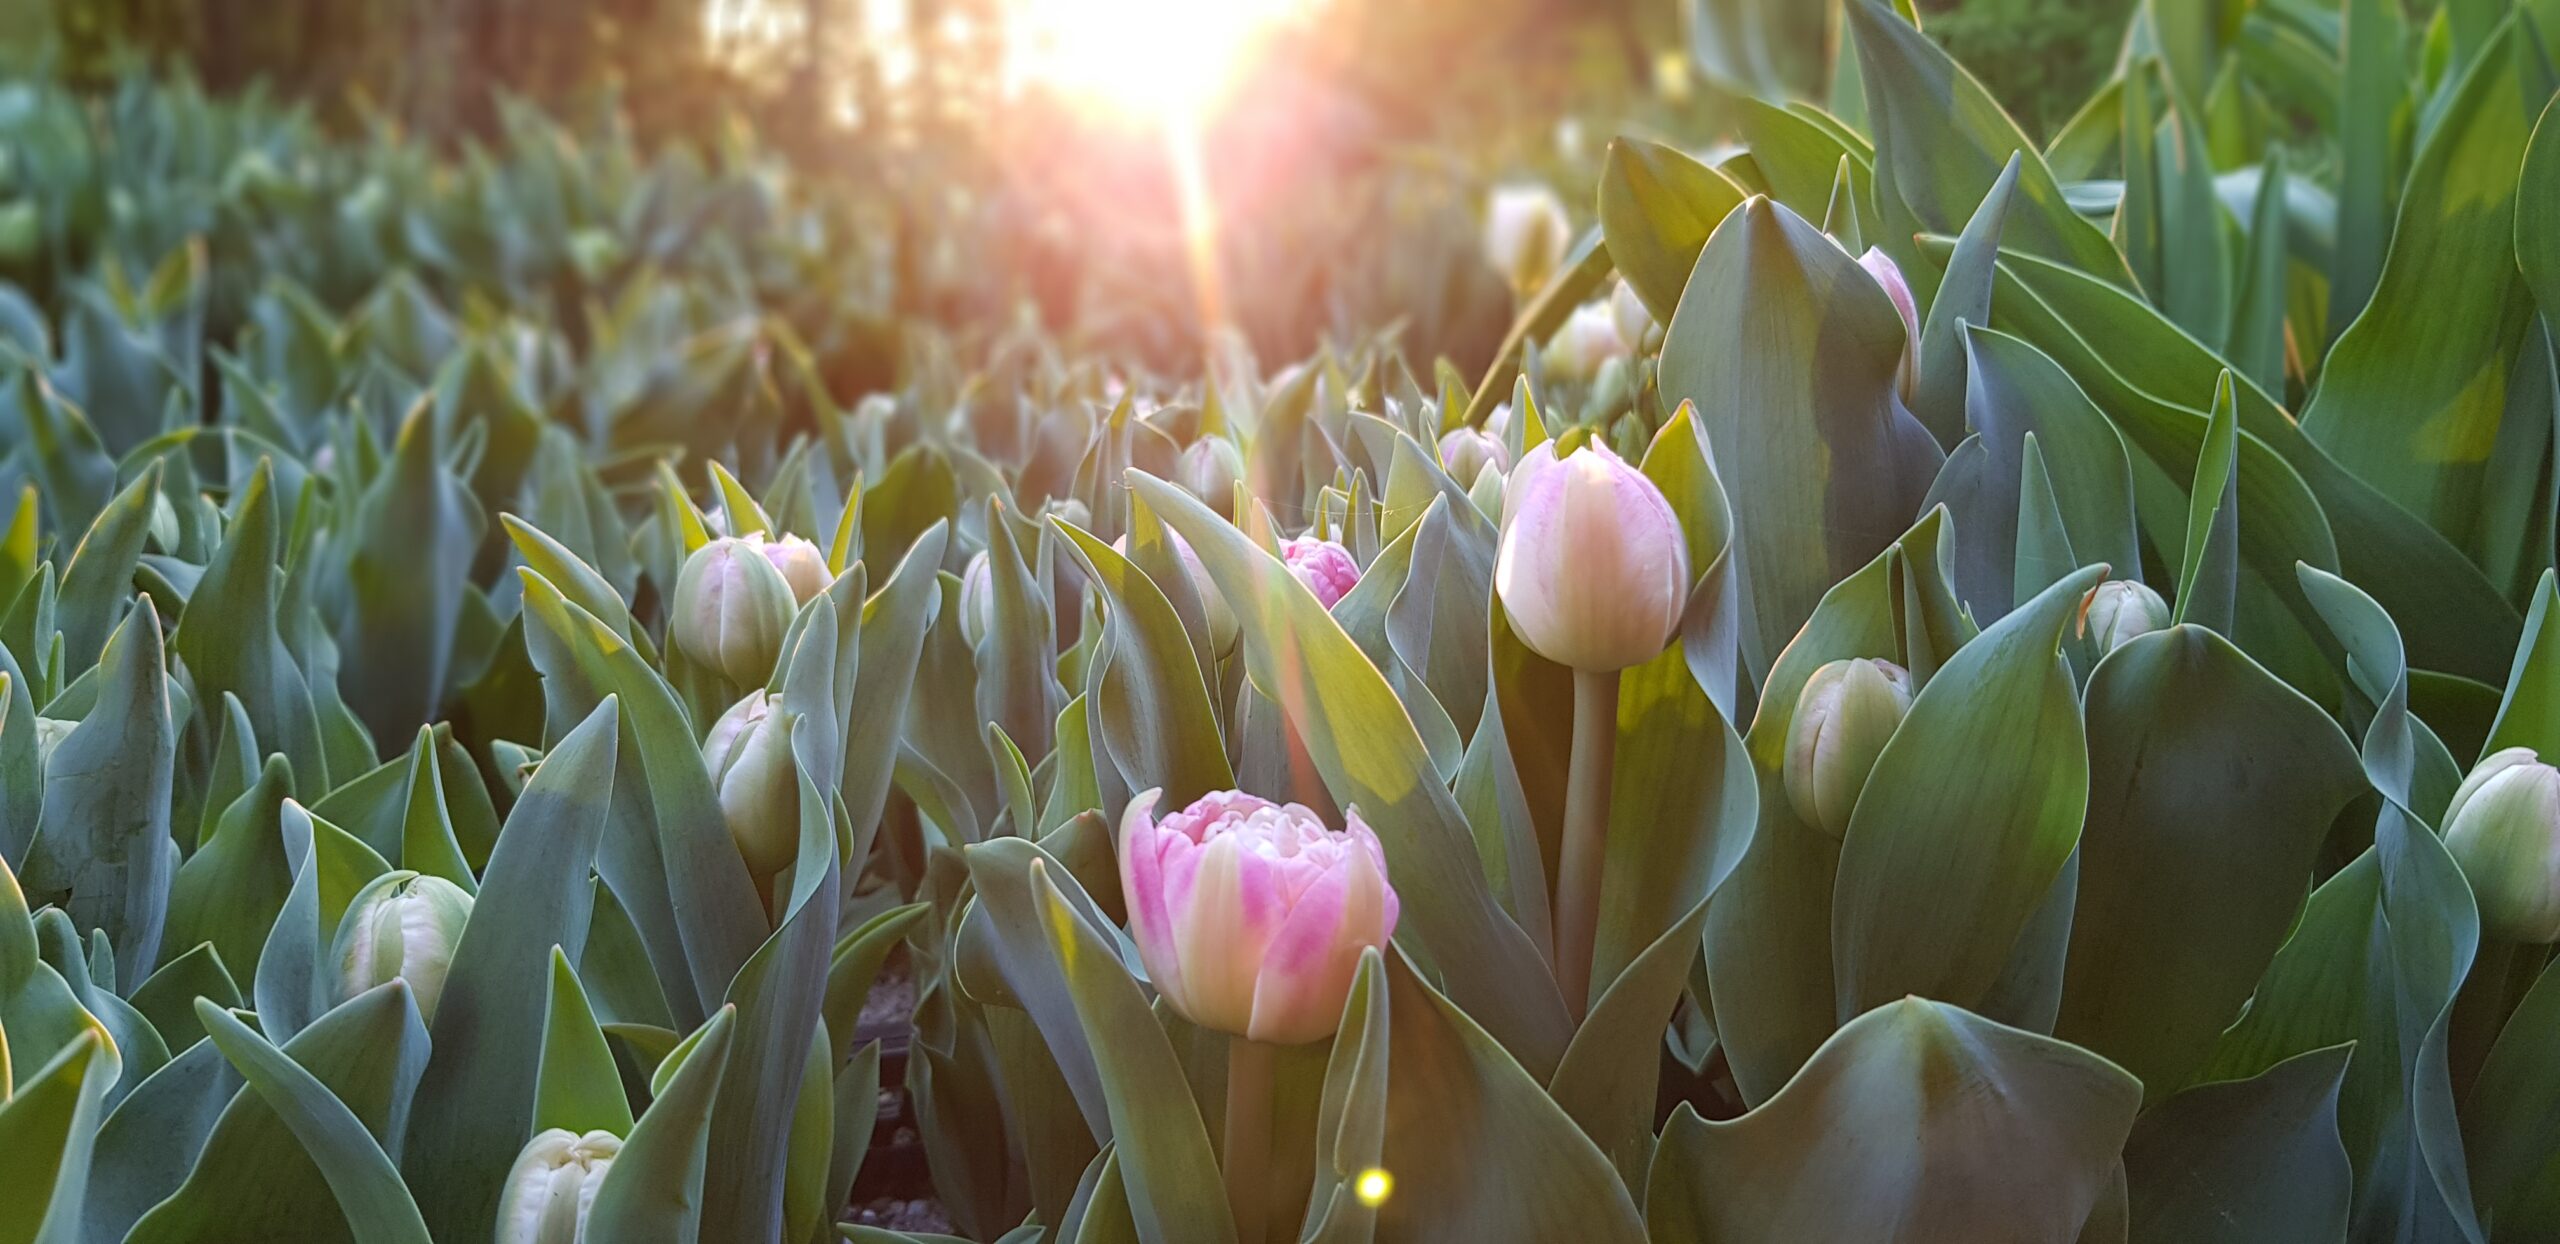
[2199, 809, 2485, 1242]
[83, 1037, 240, 1240]
[700, 720, 846, 1240]
[2226, 156, 2291, 397]
[195, 998, 433, 1244]
[1833, 566, 2104, 1020]
[533, 948, 637, 1141]
[2525, 96, 2560, 325]
[2465, 952, 2560, 1235]
[1053, 518, 1233, 810]
[1301, 952, 1388, 1244]
[586, 1006, 737, 1243]
[2121, 1047, 2354, 1244]
[127, 982, 430, 1243]
[173, 460, 329, 789]
[392, 727, 475, 894]
[519, 570, 765, 1025]
[335, 402, 483, 743]
[1646, 998, 2140, 1242]
[2055, 626, 2363, 1099]
[1549, 900, 1711, 1193]
[24, 603, 175, 974]
[162, 754, 295, 985]
[1657, 196, 1943, 683]
[1028, 856, 1237, 1244]
[55, 467, 159, 674]
[1371, 950, 1645, 1243]
[2297, 565, 2463, 818]
[0, 1030, 111, 1244]
[127, 941, 241, 1051]
[1597, 138, 1748, 324]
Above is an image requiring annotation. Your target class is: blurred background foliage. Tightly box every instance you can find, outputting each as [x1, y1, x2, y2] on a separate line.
[0, 0, 2139, 378]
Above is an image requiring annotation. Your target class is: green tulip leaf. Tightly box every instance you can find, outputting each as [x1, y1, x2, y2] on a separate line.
[2465, 950, 2560, 1236]
[0, 1030, 113, 1244]
[23, 601, 176, 974]
[535, 947, 636, 1137]
[1053, 516, 1234, 810]
[1834, 565, 2105, 1021]
[1911, 154, 2022, 447]
[1597, 138, 1748, 323]
[586, 1005, 738, 1242]
[194, 998, 433, 1244]
[127, 982, 430, 1243]
[2056, 626, 2364, 1099]
[1646, 998, 2140, 1243]
[2121, 1046, 2354, 1244]
[1658, 195, 1944, 684]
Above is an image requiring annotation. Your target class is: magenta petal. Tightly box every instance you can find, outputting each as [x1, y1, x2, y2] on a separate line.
[1118, 791, 1186, 1003]
[1244, 850, 1391, 1044]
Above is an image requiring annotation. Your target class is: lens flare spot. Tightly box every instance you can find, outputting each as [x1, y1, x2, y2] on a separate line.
[1354, 1167, 1393, 1207]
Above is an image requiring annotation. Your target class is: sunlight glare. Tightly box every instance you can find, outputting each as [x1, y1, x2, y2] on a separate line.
[1009, 0, 1305, 122]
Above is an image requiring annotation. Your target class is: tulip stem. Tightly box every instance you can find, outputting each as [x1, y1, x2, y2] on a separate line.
[1554, 668, 1620, 1022]
[1224, 1035, 1276, 1244]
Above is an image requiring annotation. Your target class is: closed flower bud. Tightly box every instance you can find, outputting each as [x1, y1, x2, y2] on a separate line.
[671, 536, 796, 686]
[495, 1128, 621, 1244]
[2084, 580, 2172, 655]
[334, 871, 473, 1022]
[959, 550, 996, 648]
[1856, 247, 1921, 402]
[1484, 184, 1571, 295]
[1437, 426, 1510, 487]
[1543, 301, 1632, 384]
[1119, 789, 1400, 1044]
[757, 534, 833, 604]
[1609, 278, 1654, 353]
[704, 691, 800, 878]
[1178, 438, 1247, 518]
[2443, 747, 2560, 943]
[1495, 441, 1690, 672]
[1782, 658, 1914, 838]
[1280, 536, 1360, 609]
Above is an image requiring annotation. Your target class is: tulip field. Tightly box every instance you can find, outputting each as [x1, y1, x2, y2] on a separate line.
[4, 0, 2560, 1239]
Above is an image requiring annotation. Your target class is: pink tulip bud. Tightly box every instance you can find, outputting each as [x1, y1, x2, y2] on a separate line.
[1543, 301, 1631, 384]
[1494, 441, 1690, 671]
[1857, 247, 1921, 402]
[1437, 426, 1510, 487]
[757, 533, 833, 604]
[1280, 536, 1360, 609]
[1118, 789, 1400, 1045]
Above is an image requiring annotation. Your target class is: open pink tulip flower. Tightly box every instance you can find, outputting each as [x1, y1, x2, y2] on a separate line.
[1280, 536, 1360, 609]
[1495, 440, 1690, 671]
[1118, 789, 1400, 1045]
